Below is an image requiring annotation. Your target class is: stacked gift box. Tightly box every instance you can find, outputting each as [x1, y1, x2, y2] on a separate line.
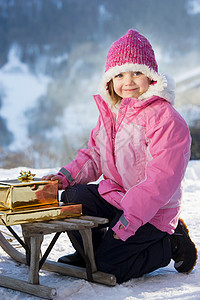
[0, 173, 82, 226]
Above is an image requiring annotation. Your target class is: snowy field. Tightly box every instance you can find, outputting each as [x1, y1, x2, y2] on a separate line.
[0, 161, 199, 300]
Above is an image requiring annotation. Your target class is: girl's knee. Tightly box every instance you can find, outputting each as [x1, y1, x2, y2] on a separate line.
[61, 185, 81, 204]
[95, 255, 124, 284]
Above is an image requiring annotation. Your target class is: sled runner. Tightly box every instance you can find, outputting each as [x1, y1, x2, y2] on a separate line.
[0, 215, 116, 299]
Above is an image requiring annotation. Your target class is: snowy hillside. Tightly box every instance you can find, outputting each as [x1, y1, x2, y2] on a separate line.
[0, 46, 200, 167]
[0, 160, 199, 299]
[0, 45, 51, 150]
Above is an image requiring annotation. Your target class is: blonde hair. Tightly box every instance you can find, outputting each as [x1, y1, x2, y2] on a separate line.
[108, 80, 122, 107]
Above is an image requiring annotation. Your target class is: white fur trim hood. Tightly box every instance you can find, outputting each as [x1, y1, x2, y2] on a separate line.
[99, 63, 175, 105]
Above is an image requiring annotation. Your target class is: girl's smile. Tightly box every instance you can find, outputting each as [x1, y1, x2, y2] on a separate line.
[113, 71, 150, 99]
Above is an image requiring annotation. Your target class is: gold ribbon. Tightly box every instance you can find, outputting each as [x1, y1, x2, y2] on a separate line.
[17, 170, 36, 182]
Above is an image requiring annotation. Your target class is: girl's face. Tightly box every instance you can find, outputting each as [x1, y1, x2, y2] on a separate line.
[112, 71, 150, 99]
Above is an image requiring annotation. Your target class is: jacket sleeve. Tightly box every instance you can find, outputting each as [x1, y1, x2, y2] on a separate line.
[112, 112, 191, 241]
[57, 117, 102, 189]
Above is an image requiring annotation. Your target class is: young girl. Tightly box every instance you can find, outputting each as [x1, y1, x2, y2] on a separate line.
[43, 29, 197, 283]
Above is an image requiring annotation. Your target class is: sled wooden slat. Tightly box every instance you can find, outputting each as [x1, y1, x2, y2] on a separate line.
[0, 215, 116, 299]
[79, 215, 109, 224]
[43, 260, 116, 286]
[28, 235, 43, 284]
[0, 275, 57, 299]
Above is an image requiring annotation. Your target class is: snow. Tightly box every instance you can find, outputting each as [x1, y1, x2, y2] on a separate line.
[0, 161, 199, 299]
[176, 104, 200, 127]
[175, 66, 200, 84]
[186, 0, 200, 15]
[0, 44, 51, 150]
[59, 101, 99, 147]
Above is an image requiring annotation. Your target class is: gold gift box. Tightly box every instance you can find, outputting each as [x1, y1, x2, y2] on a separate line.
[0, 179, 82, 226]
[0, 204, 82, 226]
[0, 179, 58, 211]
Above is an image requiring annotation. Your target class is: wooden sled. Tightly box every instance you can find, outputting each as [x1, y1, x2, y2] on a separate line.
[0, 216, 116, 299]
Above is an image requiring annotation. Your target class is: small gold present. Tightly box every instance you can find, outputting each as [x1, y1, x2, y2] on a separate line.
[0, 179, 58, 211]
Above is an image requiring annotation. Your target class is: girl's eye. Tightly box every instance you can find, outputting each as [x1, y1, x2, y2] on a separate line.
[133, 71, 142, 76]
[115, 73, 123, 78]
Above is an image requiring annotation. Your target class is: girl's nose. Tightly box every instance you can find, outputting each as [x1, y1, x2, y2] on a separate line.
[125, 73, 134, 85]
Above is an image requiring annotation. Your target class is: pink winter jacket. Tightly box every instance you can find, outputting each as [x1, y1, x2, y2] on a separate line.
[58, 94, 191, 241]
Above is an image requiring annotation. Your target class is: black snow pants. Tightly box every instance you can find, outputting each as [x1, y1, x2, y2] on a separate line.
[61, 184, 172, 284]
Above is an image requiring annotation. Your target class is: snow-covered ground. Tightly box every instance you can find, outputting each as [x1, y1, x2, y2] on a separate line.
[0, 161, 199, 300]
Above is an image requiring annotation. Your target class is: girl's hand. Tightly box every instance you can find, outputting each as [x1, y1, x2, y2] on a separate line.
[42, 174, 63, 190]
[113, 225, 124, 240]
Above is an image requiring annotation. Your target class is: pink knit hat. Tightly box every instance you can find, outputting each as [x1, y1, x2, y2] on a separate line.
[99, 29, 175, 104]
[105, 29, 158, 73]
